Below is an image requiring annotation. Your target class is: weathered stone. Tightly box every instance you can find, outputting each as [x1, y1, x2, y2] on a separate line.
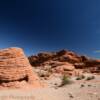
[28, 49, 82, 67]
[0, 47, 41, 89]
[28, 49, 100, 77]
[55, 63, 75, 72]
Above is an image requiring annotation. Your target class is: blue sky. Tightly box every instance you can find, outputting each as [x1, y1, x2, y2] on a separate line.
[0, 0, 100, 58]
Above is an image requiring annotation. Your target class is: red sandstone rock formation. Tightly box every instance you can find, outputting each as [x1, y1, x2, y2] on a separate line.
[28, 50, 82, 66]
[28, 49, 100, 75]
[54, 62, 75, 73]
[0, 47, 42, 89]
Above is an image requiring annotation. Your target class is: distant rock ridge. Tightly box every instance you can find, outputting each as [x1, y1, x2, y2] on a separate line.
[28, 49, 88, 66]
[28, 49, 100, 75]
[0, 47, 42, 89]
[29, 50, 81, 65]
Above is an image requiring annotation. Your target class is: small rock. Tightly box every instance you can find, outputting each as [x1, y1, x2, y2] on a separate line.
[88, 84, 92, 87]
[80, 84, 85, 88]
[68, 93, 74, 98]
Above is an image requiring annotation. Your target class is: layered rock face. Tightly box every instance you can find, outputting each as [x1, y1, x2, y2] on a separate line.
[28, 50, 82, 66]
[28, 50, 100, 76]
[0, 47, 41, 89]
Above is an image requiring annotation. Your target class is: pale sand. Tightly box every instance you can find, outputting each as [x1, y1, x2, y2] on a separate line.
[0, 75, 100, 100]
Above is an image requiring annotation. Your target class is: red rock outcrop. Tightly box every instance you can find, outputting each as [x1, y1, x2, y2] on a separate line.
[28, 49, 82, 66]
[54, 62, 75, 73]
[28, 49, 100, 75]
[0, 47, 42, 89]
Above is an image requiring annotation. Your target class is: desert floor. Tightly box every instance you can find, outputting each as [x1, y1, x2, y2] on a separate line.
[0, 74, 100, 100]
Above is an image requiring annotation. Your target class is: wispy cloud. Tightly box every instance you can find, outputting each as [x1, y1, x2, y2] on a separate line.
[94, 50, 100, 53]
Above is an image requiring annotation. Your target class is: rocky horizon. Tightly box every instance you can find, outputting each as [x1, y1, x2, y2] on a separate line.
[28, 49, 100, 75]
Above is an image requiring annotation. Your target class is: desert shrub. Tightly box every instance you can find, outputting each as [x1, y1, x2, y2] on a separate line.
[76, 77, 82, 80]
[86, 76, 95, 81]
[60, 75, 73, 87]
[80, 84, 85, 88]
[76, 75, 85, 80]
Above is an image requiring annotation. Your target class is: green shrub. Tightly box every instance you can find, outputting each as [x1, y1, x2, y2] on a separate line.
[60, 75, 73, 87]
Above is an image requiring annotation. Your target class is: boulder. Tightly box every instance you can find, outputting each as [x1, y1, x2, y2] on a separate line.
[0, 47, 41, 89]
[54, 63, 75, 73]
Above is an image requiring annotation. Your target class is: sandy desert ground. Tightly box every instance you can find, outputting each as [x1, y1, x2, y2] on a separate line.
[0, 74, 100, 100]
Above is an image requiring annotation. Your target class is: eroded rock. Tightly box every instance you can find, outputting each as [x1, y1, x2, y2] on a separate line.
[0, 47, 42, 89]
